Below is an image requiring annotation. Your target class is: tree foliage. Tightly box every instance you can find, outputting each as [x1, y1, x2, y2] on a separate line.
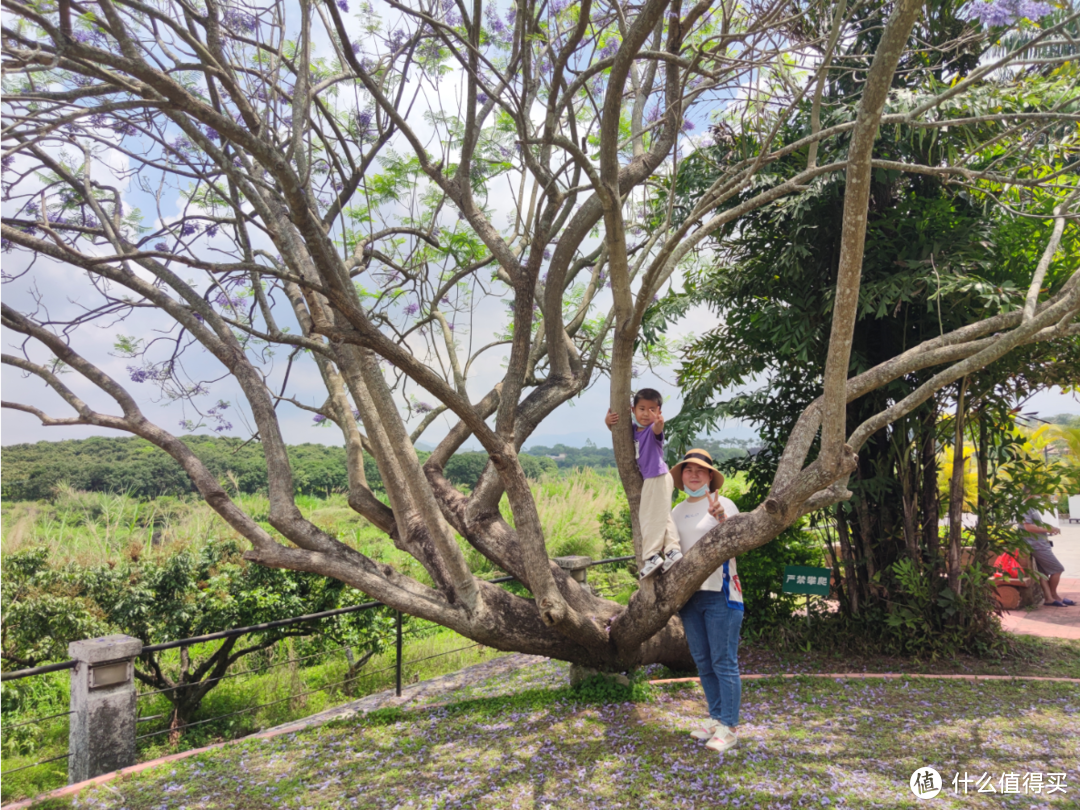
[649, 7, 1079, 648]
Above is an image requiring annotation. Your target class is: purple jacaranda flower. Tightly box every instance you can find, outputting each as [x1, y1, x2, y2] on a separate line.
[414, 401, 434, 414]
[600, 38, 620, 59]
[967, 0, 1053, 24]
[73, 29, 106, 46]
[312, 414, 327, 424]
[223, 9, 256, 31]
[484, 4, 507, 36]
[180, 222, 198, 236]
[682, 119, 695, 132]
[1, 154, 13, 171]
[352, 408, 361, 420]
[214, 291, 245, 308]
[1, 237, 11, 252]
[448, 323, 455, 331]
[404, 302, 419, 316]
[206, 126, 220, 141]
[478, 93, 489, 104]
[352, 40, 362, 54]
[205, 225, 218, 238]
[337, 0, 348, 10]
[356, 109, 375, 142]
[128, 365, 170, 383]
[388, 28, 408, 54]
[154, 242, 168, 251]
[543, 249, 551, 260]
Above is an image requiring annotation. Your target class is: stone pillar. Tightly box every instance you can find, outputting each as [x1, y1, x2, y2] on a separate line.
[554, 555, 592, 591]
[68, 634, 142, 784]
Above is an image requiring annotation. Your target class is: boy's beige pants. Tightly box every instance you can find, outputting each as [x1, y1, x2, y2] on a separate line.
[640, 472, 680, 561]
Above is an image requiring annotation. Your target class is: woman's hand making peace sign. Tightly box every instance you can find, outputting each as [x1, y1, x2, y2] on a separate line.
[707, 491, 726, 523]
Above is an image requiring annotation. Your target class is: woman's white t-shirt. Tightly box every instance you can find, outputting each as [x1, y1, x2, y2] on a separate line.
[671, 496, 743, 605]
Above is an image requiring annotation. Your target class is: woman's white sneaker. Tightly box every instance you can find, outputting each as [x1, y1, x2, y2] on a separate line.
[690, 719, 721, 741]
[705, 724, 738, 753]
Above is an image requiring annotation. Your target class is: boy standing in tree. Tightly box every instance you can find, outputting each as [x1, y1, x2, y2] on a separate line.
[605, 389, 683, 579]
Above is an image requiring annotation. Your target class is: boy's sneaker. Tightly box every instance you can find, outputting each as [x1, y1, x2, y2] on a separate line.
[690, 719, 721, 741]
[705, 724, 738, 753]
[639, 554, 664, 580]
[662, 548, 684, 572]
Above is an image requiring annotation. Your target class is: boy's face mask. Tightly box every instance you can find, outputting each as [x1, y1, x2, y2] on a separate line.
[631, 413, 643, 428]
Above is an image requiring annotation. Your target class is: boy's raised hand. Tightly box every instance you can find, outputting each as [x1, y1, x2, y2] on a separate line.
[651, 410, 664, 434]
[604, 408, 619, 428]
[707, 491, 726, 522]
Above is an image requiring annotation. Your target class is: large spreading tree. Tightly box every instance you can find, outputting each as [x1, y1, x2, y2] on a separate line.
[2, 0, 1077, 670]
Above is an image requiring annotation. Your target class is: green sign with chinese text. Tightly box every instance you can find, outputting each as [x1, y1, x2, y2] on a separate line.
[782, 565, 831, 596]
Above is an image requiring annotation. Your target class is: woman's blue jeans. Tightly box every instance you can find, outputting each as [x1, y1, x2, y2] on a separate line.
[678, 589, 743, 728]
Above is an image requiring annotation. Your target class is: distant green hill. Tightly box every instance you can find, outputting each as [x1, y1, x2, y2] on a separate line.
[526, 438, 749, 470]
[0, 437, 557, 501]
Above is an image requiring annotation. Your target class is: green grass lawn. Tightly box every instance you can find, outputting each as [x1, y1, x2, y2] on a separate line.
[27, 660, 1079, 810]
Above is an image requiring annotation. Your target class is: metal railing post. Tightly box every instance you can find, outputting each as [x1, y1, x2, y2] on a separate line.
[395, 610, 403, 697]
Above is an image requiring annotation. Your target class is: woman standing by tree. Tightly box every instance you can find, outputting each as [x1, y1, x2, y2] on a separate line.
[670, 450, 744, 753]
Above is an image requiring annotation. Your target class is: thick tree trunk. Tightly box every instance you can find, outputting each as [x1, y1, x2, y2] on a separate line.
[900, 433, 920, 565]
[921, 408, 941, 569]
[947, 378, 968, 595]
[836, 505, 859, 615]
[975, 410, 991, 555]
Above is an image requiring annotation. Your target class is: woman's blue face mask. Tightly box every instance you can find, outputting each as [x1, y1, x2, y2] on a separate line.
[685, 483, 711, 498]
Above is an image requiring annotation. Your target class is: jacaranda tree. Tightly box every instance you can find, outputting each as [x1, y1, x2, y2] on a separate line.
[3, 0, 1078, 669]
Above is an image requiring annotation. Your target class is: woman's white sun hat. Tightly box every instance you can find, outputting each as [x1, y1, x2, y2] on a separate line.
[671, 448, 725, 493]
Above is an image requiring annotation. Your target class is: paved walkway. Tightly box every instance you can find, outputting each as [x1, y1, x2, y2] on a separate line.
[1000, 576, 1080, 640]
[998, 520, 1080, 640]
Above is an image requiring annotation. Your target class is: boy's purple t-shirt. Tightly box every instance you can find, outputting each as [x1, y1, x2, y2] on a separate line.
[634, 425, 668, 479]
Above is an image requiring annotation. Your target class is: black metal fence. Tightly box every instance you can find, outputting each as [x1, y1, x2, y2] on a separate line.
[1, 555, 634, 778]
